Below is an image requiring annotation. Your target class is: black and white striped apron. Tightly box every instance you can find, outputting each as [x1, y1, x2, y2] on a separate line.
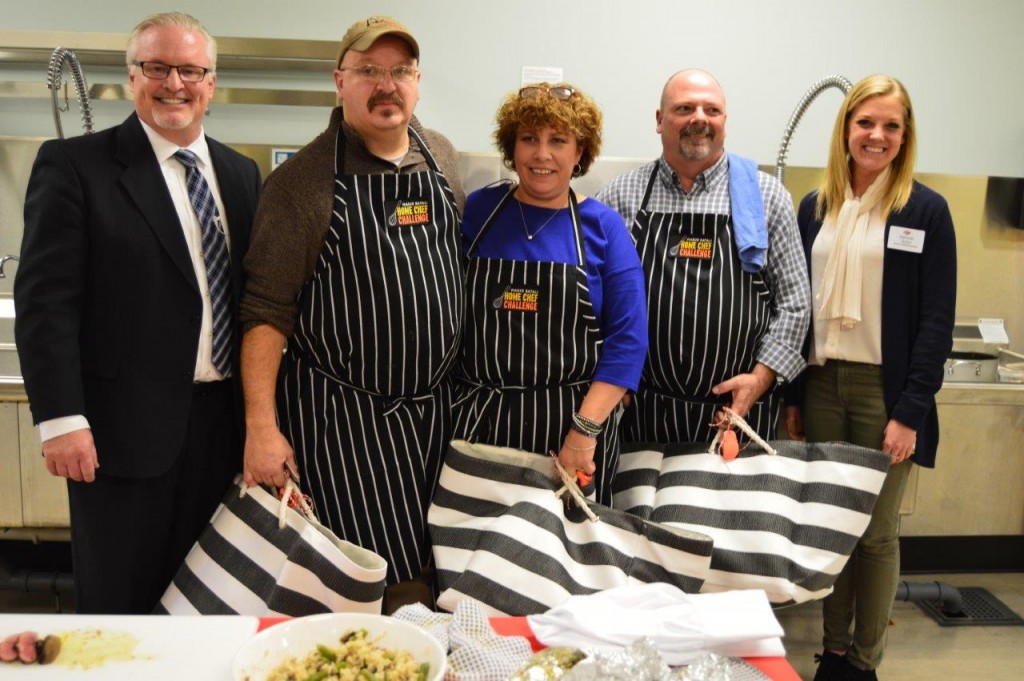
[452, 187, 618, 504]
[280, 125, 463, 585]
[624, 165, 778, 444]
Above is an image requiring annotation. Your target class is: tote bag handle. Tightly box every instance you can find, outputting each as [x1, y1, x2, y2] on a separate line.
[240, 476, 317, 529]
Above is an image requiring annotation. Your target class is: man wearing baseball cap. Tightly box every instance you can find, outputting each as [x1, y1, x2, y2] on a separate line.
[240, 15, 465, 611]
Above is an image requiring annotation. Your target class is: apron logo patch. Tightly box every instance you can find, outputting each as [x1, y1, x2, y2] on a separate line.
[492, 286, 541, 312]
[387, 199, 432, 226]
[673, 237, 714, 259]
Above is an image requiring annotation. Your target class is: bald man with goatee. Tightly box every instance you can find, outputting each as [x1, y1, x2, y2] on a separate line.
[597, 69, 809, 444]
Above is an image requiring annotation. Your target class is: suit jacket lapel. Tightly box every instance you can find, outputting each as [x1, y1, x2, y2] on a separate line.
[116, 113, 199, 292]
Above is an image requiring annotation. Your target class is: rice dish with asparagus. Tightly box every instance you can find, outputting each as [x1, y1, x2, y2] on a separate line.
[267, 628, 430, 681]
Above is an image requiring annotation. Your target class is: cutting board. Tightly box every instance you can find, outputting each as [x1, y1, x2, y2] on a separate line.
[0, 614, 258, 680]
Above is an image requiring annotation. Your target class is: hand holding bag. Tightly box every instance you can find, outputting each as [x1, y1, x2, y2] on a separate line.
[428, 440, 714, 617]
[613, 440, 891, 605]
[157, 474, 387, 616]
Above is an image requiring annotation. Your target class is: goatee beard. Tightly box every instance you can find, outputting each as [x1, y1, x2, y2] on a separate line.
[679, 123, 713, 160]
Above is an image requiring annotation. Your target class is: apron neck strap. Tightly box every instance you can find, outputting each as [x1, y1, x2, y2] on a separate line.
[567, 188, 585, 266]
[408, 125, 441, 174]
[468, 183, 518, 254]
[334, 122, 440, 176]
[469, 185, 586, 267]
[638, 163, 660, 213]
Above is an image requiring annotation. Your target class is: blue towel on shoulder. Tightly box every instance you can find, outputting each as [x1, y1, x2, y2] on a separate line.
[727, 152, 767, 273]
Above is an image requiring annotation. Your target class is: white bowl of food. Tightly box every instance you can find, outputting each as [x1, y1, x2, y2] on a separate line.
[232, 612, 446, 681]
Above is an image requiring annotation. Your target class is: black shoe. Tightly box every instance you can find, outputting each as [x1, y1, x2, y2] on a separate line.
[813, 650, 850, 681]
[843, 664, 878, 680]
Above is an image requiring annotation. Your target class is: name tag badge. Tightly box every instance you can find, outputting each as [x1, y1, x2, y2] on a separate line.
[671, 236, 714, 260]
[386, 199, 432, 227]
[887, 226, 925, 254]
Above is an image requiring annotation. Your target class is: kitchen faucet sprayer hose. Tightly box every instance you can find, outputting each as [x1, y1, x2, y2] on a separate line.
[47, 47, 95, 139]
[775, 75, 852, 184]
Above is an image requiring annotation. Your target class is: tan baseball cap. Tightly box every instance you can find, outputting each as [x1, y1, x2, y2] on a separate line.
[336, 16, 419, 67]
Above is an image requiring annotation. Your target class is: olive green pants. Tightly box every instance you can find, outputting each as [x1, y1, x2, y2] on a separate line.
[803, 361, 912, 672]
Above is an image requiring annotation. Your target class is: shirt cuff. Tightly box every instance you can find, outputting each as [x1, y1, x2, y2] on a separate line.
[757, 346, 807, 384]
[38, 415, 91, 443]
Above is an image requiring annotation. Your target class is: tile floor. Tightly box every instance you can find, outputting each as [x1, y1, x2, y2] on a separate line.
[776, 572, 1024, 680]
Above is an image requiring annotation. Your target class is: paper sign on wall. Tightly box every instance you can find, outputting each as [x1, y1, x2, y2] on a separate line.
[521, 66, 564, 86]
[977, 318, 1009, 344]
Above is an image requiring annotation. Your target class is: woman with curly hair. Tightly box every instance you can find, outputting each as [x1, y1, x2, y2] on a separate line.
[452, 83, 647, 503]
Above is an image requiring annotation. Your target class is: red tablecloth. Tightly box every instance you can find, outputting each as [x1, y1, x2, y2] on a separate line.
[258, 617, 800, 681]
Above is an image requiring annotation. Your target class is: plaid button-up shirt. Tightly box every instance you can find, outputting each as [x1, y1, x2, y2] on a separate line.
[596, 153, 810, 382]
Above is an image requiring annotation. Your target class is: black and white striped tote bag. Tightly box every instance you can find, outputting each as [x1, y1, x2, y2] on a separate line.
[157, 475, 387, 616]
[613, 441, 891, 606]
[429, 440, 714, 617]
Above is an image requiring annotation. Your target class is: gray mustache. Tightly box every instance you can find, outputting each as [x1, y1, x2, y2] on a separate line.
[681, 123, 713, 138]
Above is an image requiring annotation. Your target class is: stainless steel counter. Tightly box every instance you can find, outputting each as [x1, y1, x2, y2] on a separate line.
[938, 381, 1024, 406]
[3, 371, 1022, 535]
[903, 380, 1024, 537]
[0, 294, 20, 399]
[0, 381, 26, 400]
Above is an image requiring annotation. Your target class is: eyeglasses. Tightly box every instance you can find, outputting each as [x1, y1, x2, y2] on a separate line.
[132, 61, 212, 83]
[338, 64, 419, 83]
[519, 85, 575, 101]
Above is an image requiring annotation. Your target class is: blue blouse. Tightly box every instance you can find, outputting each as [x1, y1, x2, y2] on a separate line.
[462, 184, 648, 391]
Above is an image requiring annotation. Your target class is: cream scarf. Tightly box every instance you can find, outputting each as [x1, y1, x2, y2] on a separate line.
[817, 167, 889, 329]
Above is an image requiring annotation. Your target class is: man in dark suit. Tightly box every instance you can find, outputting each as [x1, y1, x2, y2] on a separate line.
[14, 12, 261, 614]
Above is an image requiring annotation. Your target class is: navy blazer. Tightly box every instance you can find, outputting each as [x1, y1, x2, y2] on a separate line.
[796, 181, 956, 467]
[15, 113, 261, 477]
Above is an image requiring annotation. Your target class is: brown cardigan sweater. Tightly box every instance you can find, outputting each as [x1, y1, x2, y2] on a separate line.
[240, 107, 465, 336]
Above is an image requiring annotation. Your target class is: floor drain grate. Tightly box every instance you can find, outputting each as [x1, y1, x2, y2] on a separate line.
[916, 587, 1024, 627]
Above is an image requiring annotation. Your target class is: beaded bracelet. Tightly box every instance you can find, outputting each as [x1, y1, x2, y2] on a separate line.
[571, 412, 604, 436]
[569, 419, 600, 437]
[574, 412, 603, 433]
[569, 421, 594, 437]
[565, 441, 596, 452]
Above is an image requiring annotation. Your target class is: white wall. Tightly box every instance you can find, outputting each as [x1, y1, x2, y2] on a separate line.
[3, 0, 1023, 176]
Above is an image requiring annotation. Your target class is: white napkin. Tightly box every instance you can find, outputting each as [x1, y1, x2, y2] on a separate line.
[526, 583, 785, 666]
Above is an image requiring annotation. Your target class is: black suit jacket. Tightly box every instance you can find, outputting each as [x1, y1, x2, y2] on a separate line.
[15, 113, 262, 477]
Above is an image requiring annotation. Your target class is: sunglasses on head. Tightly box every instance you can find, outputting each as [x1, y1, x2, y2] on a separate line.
[518, 85, 575, 101]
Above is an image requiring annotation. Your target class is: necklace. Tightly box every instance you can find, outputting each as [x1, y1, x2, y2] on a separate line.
[517, 197, 566, 241]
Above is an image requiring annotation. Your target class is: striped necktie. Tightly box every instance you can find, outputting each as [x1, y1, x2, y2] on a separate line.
[173, 149, 233, 376]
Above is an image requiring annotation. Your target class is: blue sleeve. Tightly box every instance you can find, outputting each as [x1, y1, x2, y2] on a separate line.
[586, 201, 648, 391]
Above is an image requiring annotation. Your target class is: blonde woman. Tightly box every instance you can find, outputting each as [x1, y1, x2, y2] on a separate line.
[787, 75, 957, 680]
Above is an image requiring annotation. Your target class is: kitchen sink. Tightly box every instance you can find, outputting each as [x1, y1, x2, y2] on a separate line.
[944, 351, 998, 383]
